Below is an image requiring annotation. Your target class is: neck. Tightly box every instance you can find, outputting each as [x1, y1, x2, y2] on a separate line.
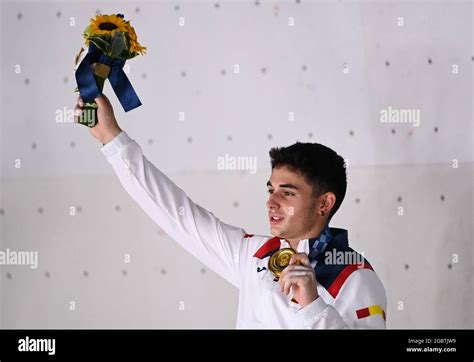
[286, 223, 327, 250]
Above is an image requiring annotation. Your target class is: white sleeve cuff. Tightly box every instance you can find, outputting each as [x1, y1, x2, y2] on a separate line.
[100, 131, 134, 160]
[291, 296, 329, 327]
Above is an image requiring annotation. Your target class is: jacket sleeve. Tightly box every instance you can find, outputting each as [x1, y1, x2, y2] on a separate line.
[291, 268, 387, 329]
[100, 131, 248, 288]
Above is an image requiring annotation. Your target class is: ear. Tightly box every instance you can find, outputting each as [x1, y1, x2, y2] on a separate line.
[318, 192, 336, 217]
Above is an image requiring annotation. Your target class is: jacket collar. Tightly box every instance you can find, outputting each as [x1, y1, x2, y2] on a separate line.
[254, 227, 349, 260]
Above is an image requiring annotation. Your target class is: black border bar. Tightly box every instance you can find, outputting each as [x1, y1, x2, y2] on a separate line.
[0, 329, 472, 360]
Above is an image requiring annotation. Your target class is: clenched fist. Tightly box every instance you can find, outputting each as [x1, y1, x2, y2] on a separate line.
[74, 94, 122, 145]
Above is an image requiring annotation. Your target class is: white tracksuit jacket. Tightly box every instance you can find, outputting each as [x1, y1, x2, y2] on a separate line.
[101, 131, 387, 329]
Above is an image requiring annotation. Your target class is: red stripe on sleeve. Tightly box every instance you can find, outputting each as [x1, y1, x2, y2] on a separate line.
[356, 307, 370, 319]
[327, 263, 373, 298]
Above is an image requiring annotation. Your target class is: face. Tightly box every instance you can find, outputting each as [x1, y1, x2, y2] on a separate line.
[266, 166, 322, 241]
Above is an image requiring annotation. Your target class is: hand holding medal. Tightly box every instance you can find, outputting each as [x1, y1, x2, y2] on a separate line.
[276, 251, 318, 307]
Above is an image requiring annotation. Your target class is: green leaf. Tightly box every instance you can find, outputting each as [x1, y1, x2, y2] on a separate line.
[83, 25, 92, 37]
[117, 49, 135, 60]
[88, 36, 111, 53]
[110, 32, 128, 58]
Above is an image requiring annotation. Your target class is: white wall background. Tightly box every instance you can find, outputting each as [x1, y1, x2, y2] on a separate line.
[0, 0, 472, 328]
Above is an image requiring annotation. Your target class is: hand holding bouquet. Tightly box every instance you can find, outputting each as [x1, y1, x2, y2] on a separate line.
[74, 13, 146, 127]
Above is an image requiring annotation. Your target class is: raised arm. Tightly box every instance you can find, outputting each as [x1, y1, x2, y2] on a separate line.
[75, 94, 249, 288]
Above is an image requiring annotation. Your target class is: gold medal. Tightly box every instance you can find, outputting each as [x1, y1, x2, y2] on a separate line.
[268, 248, 296, 279]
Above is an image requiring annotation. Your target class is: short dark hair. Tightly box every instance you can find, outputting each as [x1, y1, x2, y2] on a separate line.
[269, 142, 347, 222]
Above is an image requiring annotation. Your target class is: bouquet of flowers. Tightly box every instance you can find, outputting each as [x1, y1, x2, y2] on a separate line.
[74, 13, 146, 127]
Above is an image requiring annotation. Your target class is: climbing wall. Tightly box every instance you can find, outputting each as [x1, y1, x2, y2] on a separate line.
[0, 0, 472, 328]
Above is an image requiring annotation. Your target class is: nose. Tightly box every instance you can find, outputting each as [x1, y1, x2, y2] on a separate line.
[266, 193, 280, 210]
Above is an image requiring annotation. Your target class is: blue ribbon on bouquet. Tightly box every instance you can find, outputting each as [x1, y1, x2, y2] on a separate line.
[75, 42, 141, 112]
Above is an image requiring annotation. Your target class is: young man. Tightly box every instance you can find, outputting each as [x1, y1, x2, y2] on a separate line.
[75, 95, 387, 329]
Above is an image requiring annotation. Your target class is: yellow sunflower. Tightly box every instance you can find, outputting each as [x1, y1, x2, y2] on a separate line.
[124, 21, 147, 55]
[83, 13, 146, 57]
[88, 14, 129, 37]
